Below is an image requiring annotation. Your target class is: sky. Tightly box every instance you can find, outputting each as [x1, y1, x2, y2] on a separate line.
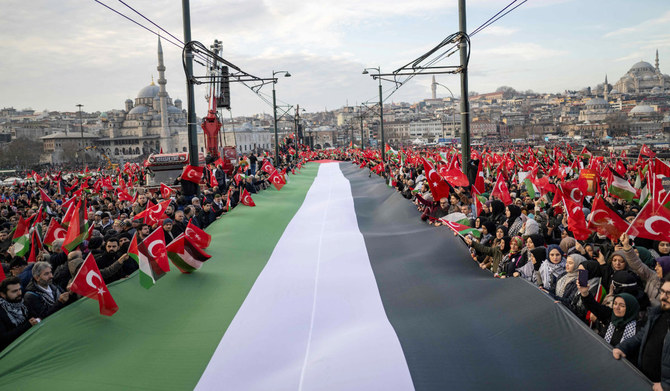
[1, 0, 669, 117]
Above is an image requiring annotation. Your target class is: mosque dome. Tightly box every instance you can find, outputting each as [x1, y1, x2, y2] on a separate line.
[585, 97, 608, 108]
[137, 84, 160, 99]
[651, 86, 662, 94]
[630, 61, 655, 73]
[629, 104, 655, 115]
[128, 105, 149, 115]
[167, 105, 182, 114]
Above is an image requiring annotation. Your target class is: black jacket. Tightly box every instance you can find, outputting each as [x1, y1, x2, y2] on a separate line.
[618, 305, 670, 388]
[0, 302, 31, 351]
[24, 280, 66, 320]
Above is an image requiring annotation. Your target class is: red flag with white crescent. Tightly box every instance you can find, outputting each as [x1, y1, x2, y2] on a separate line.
[491, 173, 513, 206]
[70, 253, 118, 316]
[137, 227, 170, 273]
[627, 198, 670, 243]
[587, 196, 630, 241]
[43, 219, 67, 247]
[269, 170, 286, 191]
[240, 188, 256, 207]
[181, 165, 204, 184]
[185, 220, 211, 249]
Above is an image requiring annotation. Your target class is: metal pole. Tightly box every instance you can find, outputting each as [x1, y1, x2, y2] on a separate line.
[360, 109, 364, 150]
[182, 0, 198, 167]
[378, 72, 385, 162]
[77, 104, 83, 165]
[295, 105, 299, 147]
[458, 0, 471, 178]
[273, 82, 279, 164]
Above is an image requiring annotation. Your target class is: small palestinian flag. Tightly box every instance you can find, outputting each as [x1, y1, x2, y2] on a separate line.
[442, 220, 481, 238]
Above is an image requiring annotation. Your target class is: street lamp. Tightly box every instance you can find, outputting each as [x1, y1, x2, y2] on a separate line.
[272, 70, 291, 164]
[294, 105, 305, 148]
[362, 67, 385, 162]
[76, 104, 84, 166]
[434, 82, 456, 141]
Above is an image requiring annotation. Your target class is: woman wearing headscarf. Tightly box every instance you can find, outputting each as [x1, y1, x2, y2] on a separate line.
[650, 240, 670, 259]
[514, 247, 547, 283]
[499, 236, 525, 277]
[479, 220, 494, 244]
[554, 253, 586, 303]
[489, 200, 507, 226]
[538, 244, 567, 293]
[465, 235, 510, 274]
[505, 205, 523, 238]
[578, 283, 641, 347]
[635, 246, 656, 270]
[618, 234, 670, 308]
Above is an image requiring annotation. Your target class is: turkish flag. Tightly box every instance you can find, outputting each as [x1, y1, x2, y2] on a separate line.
[138, 227, 170, 273]
[70, 253, 119, 316]
[209, 169, 219, 188]
[117, 190, 134, 202]
[561, 178, 588, 207]
[160, 183, 175, 200]
[564, 200, 591, 240]
[640, 144, 656, 158]
[240, 188, 256, 207]
[185, 220, 211, 249]
[268, 170, 286, 191]
[134, 199, 171, 226]
[587, 196, 630, 241]
[474, 161, 485, 194]
[43, 219, 67, 247]
[627, 198, 670, 242]
[182, 165, 204, 184]
[261, 159, 276, 174]
[491, 173, 513, 206]
[422, 158, 450, 202]
[438, 165, 469, 187]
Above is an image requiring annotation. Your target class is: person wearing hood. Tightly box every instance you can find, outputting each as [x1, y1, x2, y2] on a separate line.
[619, 233, 670, 308]
[504, 205, 523, 237]
[538, 244, 567, 293]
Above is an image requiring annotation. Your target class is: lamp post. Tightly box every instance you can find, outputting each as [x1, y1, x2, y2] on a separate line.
[435, 82, 456, 140]
[294, 105, 305, 149]
[362, 67, 385, 162]
[76, 104, 84, 166]
[272, 70, 291, 164]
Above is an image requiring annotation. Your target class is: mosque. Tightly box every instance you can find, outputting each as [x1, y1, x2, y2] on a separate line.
[97, 37, 193, 159]
[611, 50, 670, 95]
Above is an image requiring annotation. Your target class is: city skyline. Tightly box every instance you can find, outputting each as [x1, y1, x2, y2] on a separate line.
[1, 0, 669, 117]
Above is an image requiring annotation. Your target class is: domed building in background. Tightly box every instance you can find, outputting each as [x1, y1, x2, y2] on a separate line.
[613, 50, 670, 94]
[97, 38, 189, 160]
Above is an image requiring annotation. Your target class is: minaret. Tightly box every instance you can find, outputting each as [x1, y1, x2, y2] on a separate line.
[604, 74, 608, 102]
[655, 49, 660, 71]
[157, 36, 171, 153]
[431, 76, 437, 100]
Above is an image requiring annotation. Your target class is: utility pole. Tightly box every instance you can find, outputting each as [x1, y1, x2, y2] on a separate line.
[77, 104, 84, 166]
[359, 108, 365, 150]
[182, 0, 198, 167]
[458, 0, 471, 179]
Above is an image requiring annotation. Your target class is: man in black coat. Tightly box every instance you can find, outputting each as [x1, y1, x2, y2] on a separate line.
[0, 277, 39, 350]
[24, 262, 70, 320]
[614, 276, 670, 391]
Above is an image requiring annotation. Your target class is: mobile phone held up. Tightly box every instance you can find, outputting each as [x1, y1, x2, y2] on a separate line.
[578, 269, 588, 287]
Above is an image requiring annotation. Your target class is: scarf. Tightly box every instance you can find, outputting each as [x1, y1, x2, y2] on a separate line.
[0, 297, 28, 326]
[539, 258, 566, 290]
[36, 285, 56, 308]
[604, 321, 637, 344]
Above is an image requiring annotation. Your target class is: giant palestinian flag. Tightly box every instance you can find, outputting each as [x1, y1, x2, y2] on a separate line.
[0, 163, 650, 390]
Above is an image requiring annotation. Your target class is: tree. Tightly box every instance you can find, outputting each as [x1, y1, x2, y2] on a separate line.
[0, 138, 43, 169]
[495, 86, 518, 99]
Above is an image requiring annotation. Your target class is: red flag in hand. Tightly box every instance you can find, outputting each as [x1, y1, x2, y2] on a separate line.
[422, 158, 450, 202]
[181, 165, 204, 184]
[160, 183, 175, 200]
[39, 188, 54, 204]
[491, 174, 513, 206]
[627, 199, 670, 243]
[185, 220, 211, 249]
[268, 170, 286, 191]
[587, 196, 630, 241]
[70, 253, 118, 316]
[240, 188, 256, 207]
[138, 227, 170, 273]
[261, 159, 276, 174]
[134, 199, 171, 226]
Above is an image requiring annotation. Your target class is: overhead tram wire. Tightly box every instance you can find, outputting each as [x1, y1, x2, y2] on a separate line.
[93, 0, 285, 112]
[373, 0, 526, 104]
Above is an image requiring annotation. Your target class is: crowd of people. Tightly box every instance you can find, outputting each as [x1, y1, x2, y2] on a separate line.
[2, 141, 669, 389]
[0, 149, 304, 351]
[334, 144, 669, 390]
